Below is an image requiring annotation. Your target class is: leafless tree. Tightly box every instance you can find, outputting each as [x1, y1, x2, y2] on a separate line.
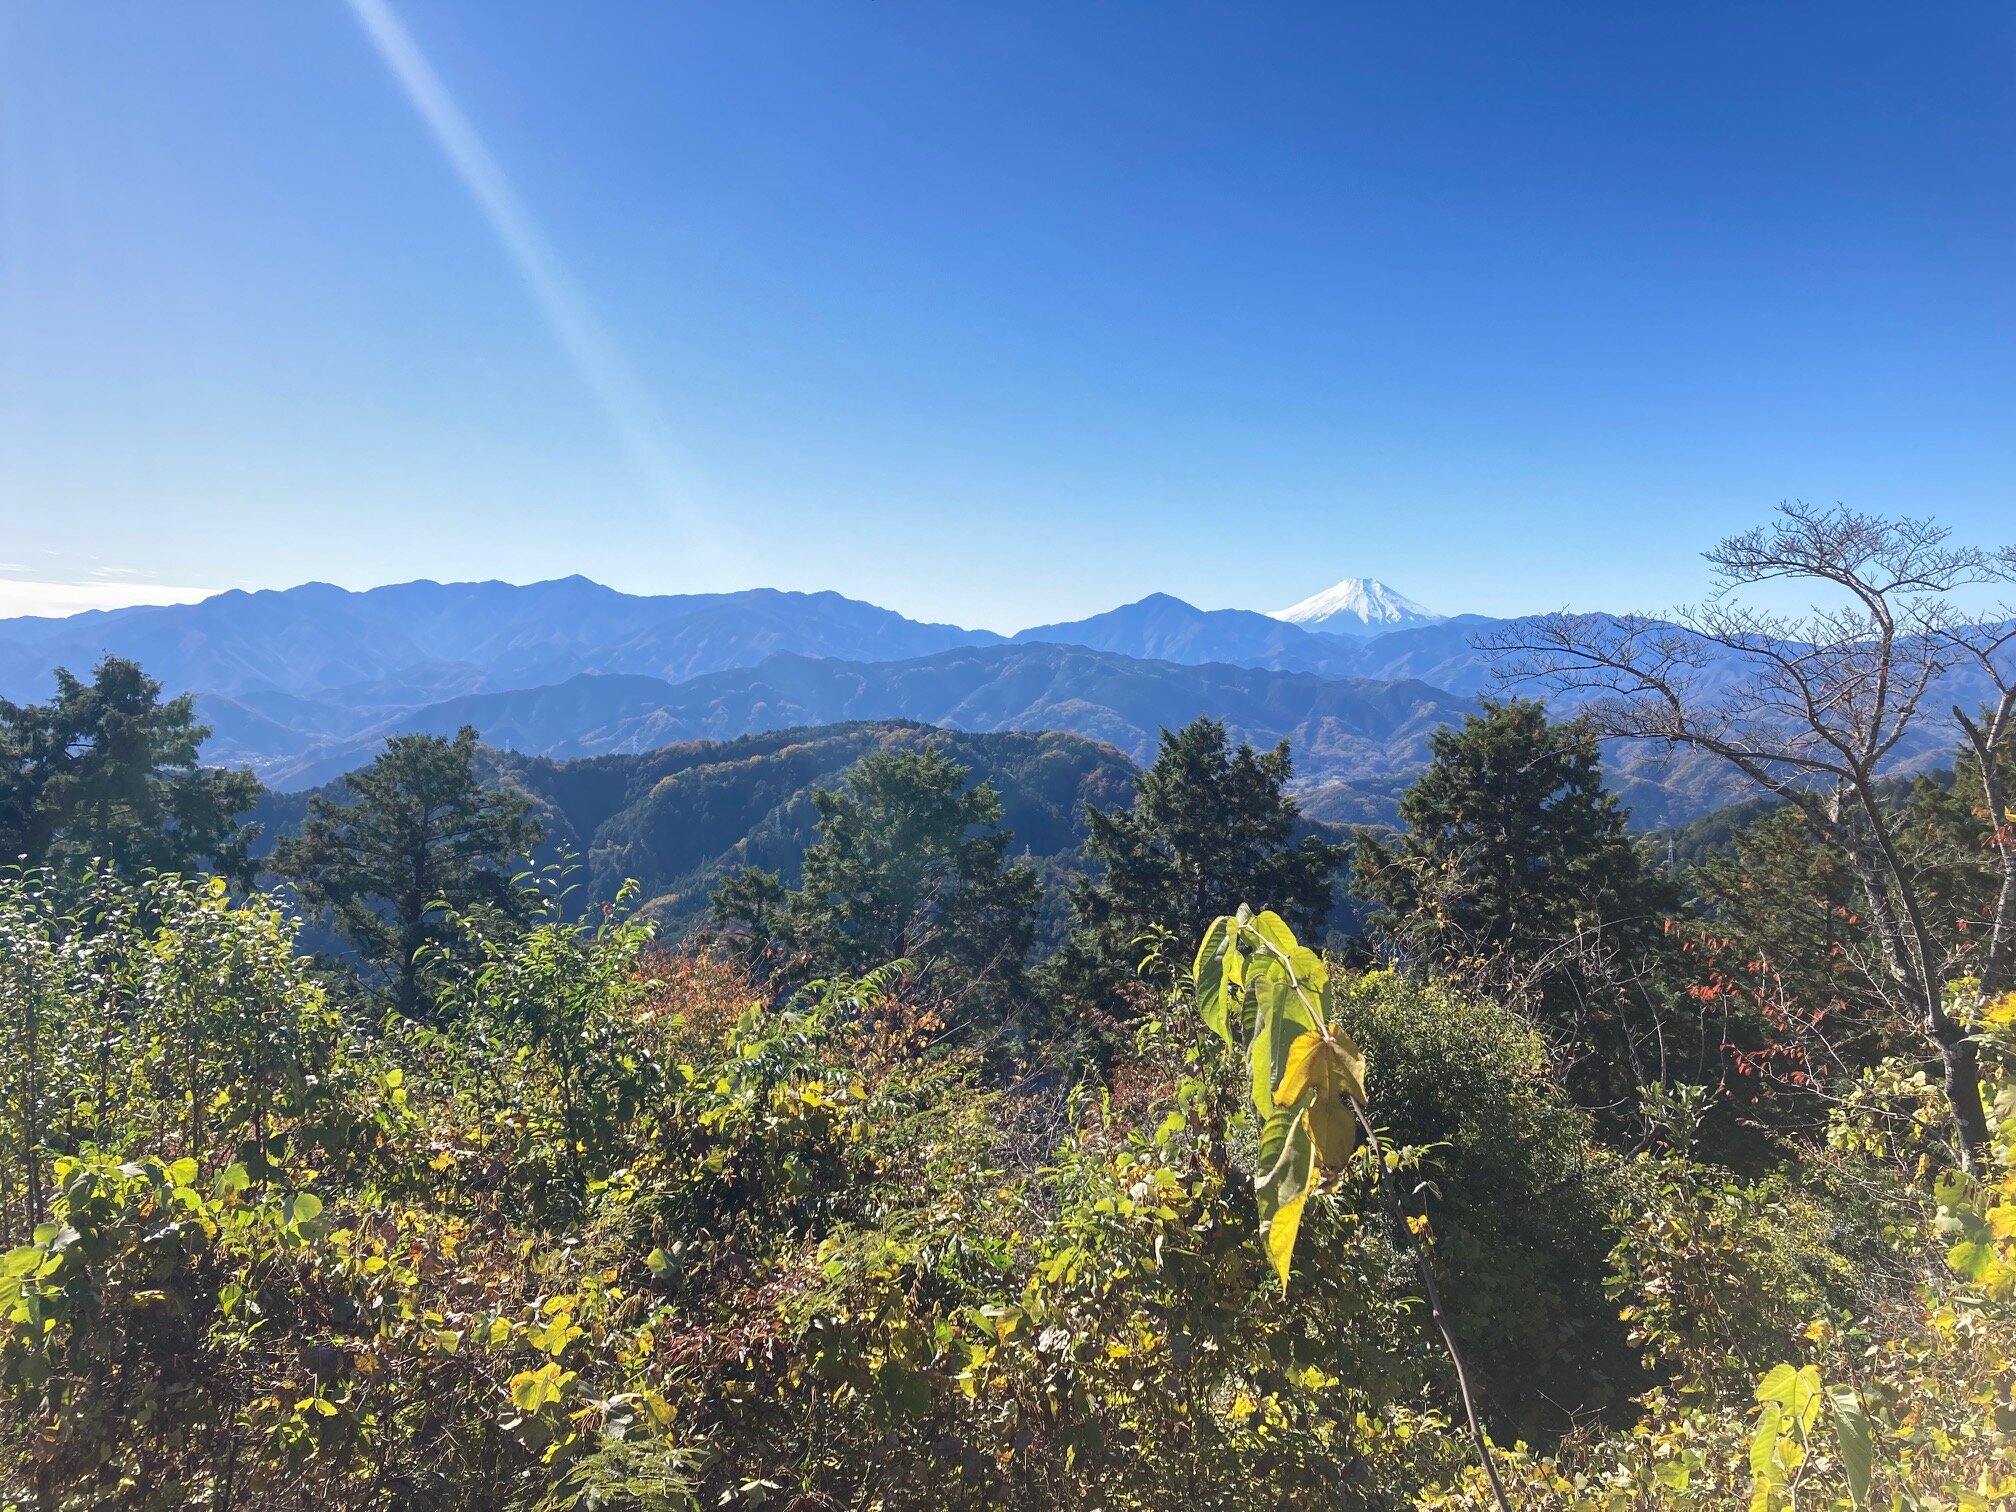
[1943, 553, 2016, 1005]
[1484, 503, 2016, 1170]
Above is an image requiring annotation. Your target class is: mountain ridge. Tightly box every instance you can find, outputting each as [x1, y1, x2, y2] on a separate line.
[240, 643, 1480, 795]
[1009, 594, 1370, 673]
[0, 577, 1002, 710]
[10, 574, 1979, 830]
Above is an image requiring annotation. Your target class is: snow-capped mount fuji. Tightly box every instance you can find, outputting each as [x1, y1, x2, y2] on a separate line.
[1267, 578, 1443, 638]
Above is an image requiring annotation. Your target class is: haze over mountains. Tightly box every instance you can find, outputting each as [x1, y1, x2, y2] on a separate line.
[245, 647, 1477, 796]
[0, 572, 1979, 827]
[0, 577, 988, 711]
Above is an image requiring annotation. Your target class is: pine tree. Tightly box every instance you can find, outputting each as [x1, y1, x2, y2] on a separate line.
[0, 657, 260, 882]
[1049, 718, 1346, 1018]
[273, 726, 540, 1019]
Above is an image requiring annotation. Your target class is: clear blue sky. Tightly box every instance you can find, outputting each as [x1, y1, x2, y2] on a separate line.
[1, 2, 2010, 631]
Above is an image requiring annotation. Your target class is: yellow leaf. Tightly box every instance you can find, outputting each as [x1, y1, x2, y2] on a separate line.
[1264, 1189, 1308, 1292]
[1305, 1095, 1359, 1171]
[1275, 1032, 1327, 1107]
[509, 1362, 568, 1413]
[1274, 1030, 1366, 1171]
[1275, 1028, 1367, 1109]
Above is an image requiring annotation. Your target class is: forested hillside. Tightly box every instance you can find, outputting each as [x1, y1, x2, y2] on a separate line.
[232, 644, 1847, 827]
[254, 720, 1154, 938]
[3, 507, 2015, 1509]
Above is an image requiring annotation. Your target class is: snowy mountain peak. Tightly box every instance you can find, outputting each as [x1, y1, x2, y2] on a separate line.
[1267, 578, 1442, 637]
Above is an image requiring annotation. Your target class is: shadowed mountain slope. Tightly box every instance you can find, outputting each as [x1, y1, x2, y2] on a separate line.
[249, 643, 1479, 796]
[1010, 594, 1369, 674]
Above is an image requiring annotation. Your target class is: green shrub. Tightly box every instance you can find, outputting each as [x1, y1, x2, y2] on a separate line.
[1334, 969, 1643, 1440]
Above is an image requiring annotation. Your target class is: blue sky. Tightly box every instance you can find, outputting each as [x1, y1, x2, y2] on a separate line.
[1, 2, 2010, 631]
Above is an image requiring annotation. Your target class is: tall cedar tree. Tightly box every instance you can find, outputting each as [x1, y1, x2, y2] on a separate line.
[1050, 718, 1345, 1015]
[711, 746, 1039, 1029]
[1354, 701, 1680, 1097]
[274, 726, 540, 1020]
[0, 657, 259, 882]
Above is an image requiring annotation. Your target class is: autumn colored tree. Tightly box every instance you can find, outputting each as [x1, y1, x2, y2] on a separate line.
[1493, 503, 2016, 1166]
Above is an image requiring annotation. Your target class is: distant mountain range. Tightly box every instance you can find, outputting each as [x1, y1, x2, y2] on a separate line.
[0, 574, 1450, 709]
[0, 577, 991, 713]
[1008, 594, 1364, 674]
[0, 573, 1982, 828]
[239, 643, 1478, 798]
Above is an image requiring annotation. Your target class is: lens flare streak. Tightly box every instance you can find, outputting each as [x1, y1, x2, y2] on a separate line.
[345, 0, 712, 562]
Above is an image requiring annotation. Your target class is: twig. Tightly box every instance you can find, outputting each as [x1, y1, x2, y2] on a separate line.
[1357, 1108, 1515, 1512]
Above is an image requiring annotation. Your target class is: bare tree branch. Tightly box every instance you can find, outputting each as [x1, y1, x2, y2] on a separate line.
[1482, 502, 2016, 1171]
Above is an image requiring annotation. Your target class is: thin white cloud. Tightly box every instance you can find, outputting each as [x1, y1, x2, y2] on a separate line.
[346, 0, 720, 570]
[0, 579, 221, 620]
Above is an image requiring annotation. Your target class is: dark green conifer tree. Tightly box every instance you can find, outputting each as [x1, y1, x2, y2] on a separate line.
[274, 726, 540, 1020]
[0, 657, 260, 882]
[1049, 717, 1345, 1019]
[711, 746, 1039, 1031]
[1353, 700, 1680, 1097]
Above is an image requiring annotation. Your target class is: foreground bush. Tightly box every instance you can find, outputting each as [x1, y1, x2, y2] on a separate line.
[1423, 995, 2016, 1509]
[3, 868, 2010, 1508]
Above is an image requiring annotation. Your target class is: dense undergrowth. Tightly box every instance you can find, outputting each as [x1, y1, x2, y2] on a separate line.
[3, 866, 2012, 1509]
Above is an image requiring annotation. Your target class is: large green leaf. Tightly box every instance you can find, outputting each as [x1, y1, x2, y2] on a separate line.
[1827, 1384, 1871, 1509]
[283, 1192, 323, 1229]
[1257, 1099, 1300, 1176]
[1191, 914, 1241, 1049]
[1198, 910, 1370, 1297]
[1247, 969, 1317, 1118]
[1245, 909, 1327, 1002]
[1755, 1361, 1822, 1433]
[1748, 1399, 1786, 1502]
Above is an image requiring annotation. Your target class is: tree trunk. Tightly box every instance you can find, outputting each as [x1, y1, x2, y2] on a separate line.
[1957, 711, 2016, 1001]
[1936, 1013, 1991, 1168]
[1834, 789, 1990, 1172]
